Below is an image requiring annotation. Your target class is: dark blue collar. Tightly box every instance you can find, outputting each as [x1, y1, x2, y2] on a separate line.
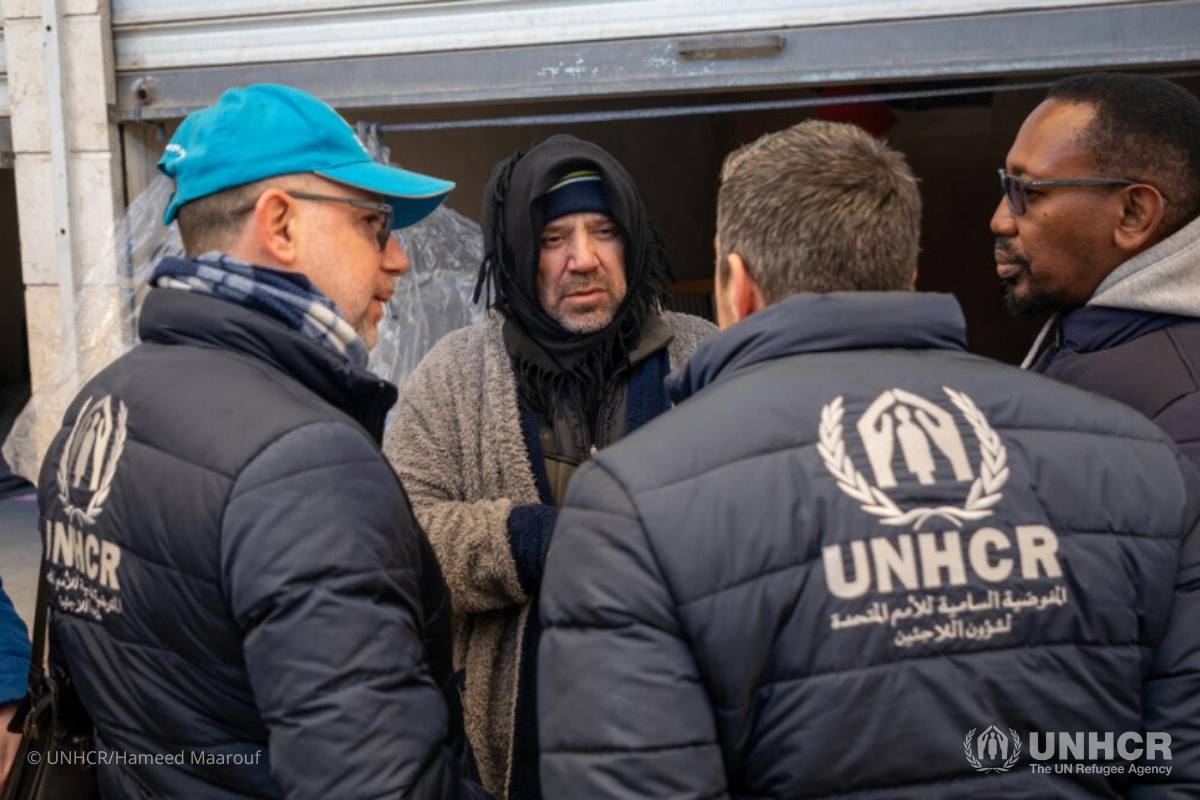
[667, 292, 967, 403]
[139, 287, 397, 440]
[1056, 306, 1185, 354]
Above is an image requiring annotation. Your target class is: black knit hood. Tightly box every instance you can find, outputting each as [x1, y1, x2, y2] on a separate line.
[474, 134, 672, 416]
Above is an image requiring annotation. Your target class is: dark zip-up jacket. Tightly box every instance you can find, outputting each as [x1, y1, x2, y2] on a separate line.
[1032, 307, 1200, 472]
[38, 286, 485, 799]
[1026, 212, 1200, 474]
[541, 291, 1200, 799]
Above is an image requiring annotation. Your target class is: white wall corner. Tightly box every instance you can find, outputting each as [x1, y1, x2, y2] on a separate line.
[5, 16, 50, 155]
[2, 0, 43, 22]
[23, 286, 65, 396]
[66, 12, 120, 153]
[6, 0, 123, 485]
[16, 285, 70, 481]
[4, 0, 109, 21]
[65, 0, 106, 16]
[71, 150, 124, 281]
[13, 153, 55, 286]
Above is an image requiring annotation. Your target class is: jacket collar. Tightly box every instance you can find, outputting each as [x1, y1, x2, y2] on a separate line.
[1053, 306, 1183, 356]
[138, 288, 397, 440]
[667, 292, 967, 403]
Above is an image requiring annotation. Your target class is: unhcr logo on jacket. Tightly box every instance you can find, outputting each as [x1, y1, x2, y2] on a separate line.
[46, 394, 126, 621]
[818, 387, 1068, 650]
[58, 394, 127, 527]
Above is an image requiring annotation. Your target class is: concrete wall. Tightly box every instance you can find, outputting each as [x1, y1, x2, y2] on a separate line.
[2, 0, 124, 481]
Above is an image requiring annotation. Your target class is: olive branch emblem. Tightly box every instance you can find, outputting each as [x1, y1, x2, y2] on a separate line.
[818, 387, 1008, 529]
[964, 727, 1022, 772]
[56, 395, 128, 528]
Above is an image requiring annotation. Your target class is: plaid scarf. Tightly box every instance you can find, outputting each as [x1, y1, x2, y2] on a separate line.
[151, 252, 370, 368]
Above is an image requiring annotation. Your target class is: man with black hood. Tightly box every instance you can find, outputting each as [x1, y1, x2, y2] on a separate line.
[384, 134, 715, 799]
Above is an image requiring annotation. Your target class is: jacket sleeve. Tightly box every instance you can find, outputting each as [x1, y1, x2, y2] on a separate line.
[222, 421, 487, 800]
[0, 577, 29, 704]
[539, 459, 728, 800]
[1132, 453, 1200, 799]
[385, 346, 530, 615]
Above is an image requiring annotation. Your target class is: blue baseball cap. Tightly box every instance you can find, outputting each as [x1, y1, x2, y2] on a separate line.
[158, 83, 454, 227]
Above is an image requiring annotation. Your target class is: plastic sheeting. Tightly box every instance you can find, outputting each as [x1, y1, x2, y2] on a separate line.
[359, 123, 487, 393]
[2, 126, 486, 484]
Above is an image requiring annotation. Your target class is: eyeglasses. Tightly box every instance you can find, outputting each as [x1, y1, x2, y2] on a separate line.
[998, 169, 1136, 217]
[232, 191, 395, 251]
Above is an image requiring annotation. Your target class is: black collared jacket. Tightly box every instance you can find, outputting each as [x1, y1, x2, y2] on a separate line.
[39, 286, 485, 800]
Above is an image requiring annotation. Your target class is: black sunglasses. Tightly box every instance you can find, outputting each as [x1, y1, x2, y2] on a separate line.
[998, 169, 1136, 217]
[232, 191, 395, 251]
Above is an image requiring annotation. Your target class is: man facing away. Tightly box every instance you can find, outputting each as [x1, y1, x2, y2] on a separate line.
[36, 83, 487, 799]
[384, 134, 715, 798]
[539, 119, 1200, 797]
[993, 72, 1200, 469]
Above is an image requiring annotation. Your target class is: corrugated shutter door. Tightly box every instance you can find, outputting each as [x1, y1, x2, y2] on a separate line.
[109, 0, 1200, 120]
[111, 0, 1134, 70]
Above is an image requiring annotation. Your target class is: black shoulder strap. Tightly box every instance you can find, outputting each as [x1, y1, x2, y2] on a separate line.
[27, 533, 50, 686]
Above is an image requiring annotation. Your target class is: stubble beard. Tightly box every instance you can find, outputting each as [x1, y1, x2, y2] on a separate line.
[996, 238, 1054, 317]
[551, 299, 618, 334]
[1001, 264, 1059, 317]
[544, 275, 626, 334]
[356, 310, 381, 351]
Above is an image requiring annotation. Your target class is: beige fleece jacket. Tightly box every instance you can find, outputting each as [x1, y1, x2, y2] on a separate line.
[383, 310, 715, 797]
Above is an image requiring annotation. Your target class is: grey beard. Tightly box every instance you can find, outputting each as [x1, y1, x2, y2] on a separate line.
[553, 306, 616, 334]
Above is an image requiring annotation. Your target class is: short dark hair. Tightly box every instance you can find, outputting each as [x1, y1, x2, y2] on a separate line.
[717, 120, 920, 302]
[175, 178, 271, 256]
[1047, 72, 1200, 238]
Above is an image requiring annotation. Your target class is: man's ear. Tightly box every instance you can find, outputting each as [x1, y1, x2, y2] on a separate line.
[1114, 184, 1166, 253]
[248, 188, 300, 267]
[724, 252, 766, 324]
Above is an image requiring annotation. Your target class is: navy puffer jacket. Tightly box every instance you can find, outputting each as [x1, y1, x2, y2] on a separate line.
[1032, 308, 1200, 472]
[39, 287, 484, 799]
[540, 292, 1200, 799]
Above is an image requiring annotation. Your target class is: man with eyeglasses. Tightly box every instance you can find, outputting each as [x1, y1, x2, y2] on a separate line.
[34, 84, 487, 798]
[992, 72, 1200, 469]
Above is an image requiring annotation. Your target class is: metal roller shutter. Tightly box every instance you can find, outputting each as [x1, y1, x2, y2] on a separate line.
[110, 0, 1200, 120]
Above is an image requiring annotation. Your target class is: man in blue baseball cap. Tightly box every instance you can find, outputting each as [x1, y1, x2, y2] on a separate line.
[157, 81, 455, 351]
[34, 84, 487, 798]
